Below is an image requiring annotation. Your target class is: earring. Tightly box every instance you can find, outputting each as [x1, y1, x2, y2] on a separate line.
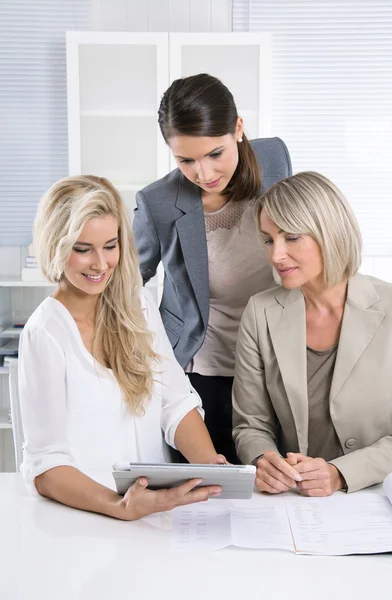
[238, 137, 243, 143]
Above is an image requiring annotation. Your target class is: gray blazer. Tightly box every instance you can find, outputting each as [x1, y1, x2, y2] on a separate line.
[133, 137, 292, 368]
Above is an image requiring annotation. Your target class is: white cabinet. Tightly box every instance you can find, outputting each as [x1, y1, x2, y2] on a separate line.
[66, 31, 271, 211]
[67, 32, 170, 218]
[0, 270, 54, 472]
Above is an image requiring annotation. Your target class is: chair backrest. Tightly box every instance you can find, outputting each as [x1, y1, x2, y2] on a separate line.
[8, 359, 24, 471]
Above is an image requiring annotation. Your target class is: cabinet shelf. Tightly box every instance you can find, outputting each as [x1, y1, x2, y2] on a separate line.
[0, 278, 55, 288]
[0, 328, 22, 339]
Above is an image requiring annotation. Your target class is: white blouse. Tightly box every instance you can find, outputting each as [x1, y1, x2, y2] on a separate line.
[19, 288, 202, 492]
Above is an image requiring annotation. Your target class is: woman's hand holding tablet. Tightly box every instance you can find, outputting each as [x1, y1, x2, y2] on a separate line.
[112, 463, 256, 501]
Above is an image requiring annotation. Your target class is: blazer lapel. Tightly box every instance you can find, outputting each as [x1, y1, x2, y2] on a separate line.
[330, 275, 385, 402]
[175, 175, 209, 328]
[265, 288, 309, 454]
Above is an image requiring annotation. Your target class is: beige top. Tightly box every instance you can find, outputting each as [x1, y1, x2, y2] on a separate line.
[307, 345, 343, 461]
[189, 198, 274, 377]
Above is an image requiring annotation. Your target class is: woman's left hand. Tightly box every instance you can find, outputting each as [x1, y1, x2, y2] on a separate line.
[287, 453, 345, 496]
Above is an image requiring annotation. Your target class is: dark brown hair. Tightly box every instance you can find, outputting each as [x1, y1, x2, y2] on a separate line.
[158, 73, 261, 202]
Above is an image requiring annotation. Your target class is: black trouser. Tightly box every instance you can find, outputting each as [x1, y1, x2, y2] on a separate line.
[188, 373, 240, 465]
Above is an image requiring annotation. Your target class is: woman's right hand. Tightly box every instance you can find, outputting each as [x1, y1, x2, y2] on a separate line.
[115, 477, 221, 521]
[255, 451, 302, 494]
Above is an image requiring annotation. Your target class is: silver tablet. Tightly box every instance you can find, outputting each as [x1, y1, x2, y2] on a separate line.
[112, 462, 256, 499]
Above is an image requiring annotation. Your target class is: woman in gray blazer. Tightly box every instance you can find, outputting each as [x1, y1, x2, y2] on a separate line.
[133, 74, 291, 463]
[233, 171, 392, 494]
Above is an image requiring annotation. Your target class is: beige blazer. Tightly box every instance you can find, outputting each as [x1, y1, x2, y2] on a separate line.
[232, 273, 392, 492]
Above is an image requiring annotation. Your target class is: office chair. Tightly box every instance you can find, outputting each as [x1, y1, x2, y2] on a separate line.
[8, 359, 24, 471]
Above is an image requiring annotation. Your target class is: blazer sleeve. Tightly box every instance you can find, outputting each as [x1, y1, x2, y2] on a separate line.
[133, 190, 161, 285]
[232, 296, 280, 464]
[329, 438, 392, 493]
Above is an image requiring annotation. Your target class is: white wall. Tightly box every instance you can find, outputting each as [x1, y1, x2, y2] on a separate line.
[1, 0, 390, 284]
[233, 0, 392, 282]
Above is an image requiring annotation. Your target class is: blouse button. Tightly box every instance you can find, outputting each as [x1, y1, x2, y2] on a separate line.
[345, 438, 356, 449]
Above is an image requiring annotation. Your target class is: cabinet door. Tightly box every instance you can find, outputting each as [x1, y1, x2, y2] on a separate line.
[169, 32, 271, 171]
[66, 32, 170, 216]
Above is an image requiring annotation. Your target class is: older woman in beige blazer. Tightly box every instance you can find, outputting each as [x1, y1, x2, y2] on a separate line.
[233, 172, 392, 495]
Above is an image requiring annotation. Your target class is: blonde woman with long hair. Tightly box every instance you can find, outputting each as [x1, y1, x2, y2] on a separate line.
[19, 175, 224, 520]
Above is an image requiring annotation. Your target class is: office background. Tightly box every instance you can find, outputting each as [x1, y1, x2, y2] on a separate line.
[1, 7, 392, 593]
[1, 0, 391, 279]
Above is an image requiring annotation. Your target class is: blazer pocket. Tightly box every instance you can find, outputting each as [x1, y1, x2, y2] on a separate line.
[161, 308, 184, 346]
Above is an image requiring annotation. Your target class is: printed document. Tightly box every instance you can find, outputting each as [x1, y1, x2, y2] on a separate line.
[171, 474, 392, 555]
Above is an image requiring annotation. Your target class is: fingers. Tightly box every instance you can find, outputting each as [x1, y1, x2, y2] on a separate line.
[294, 458, 327, 480]
[255, 473, 291, 494]
[163, 477, 221, 498]
[181, 478, 221, 497]
[122, 477, 221, 520]
[294, 459, 336, 496]
[255, 451, 302, 495]
[286, 452, 312, 465]
[128, 477, 148, 493]
[172, 478, 207, 495]
[174, 485, 222, 506]
[260, 461, 298, 490]
[211, 454, 229, 465]
[256, 454, 338, 498]
[263, 451, 302, 482]
[156, 479, 221, 511]
[298, 477, 328, 490]
[255, 478, 284, 494]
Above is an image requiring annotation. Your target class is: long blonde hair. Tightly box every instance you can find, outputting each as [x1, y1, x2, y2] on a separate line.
[34, 174, 158, 414]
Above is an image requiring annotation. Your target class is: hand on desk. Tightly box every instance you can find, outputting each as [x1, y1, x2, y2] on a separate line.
[255, 451, 345, 496]
[117, 477, 222, 521]
[286, 452, 346, 496]
[255, 451, 303, 494]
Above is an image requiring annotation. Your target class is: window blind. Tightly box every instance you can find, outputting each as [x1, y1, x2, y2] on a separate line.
[0, 1, 90, 246]
[233, 0, 392, 256]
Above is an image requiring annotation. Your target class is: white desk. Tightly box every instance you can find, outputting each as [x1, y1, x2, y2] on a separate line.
[1, 474, 391, 600]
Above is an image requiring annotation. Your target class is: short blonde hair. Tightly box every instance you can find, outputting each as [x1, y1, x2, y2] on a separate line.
[34, 175, 158, 414]
[255, 171, 362, 287]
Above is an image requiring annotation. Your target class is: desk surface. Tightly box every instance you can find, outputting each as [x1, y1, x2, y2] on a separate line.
[1, 473, 391, 600]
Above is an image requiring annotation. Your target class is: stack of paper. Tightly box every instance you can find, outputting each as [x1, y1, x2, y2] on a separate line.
[21, 243, 47, 282]
[171, 474, 392, 555]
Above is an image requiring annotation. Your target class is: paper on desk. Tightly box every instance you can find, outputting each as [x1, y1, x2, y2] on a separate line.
[171, 504, 232, 551]
[285, 492, 392, 555]
[170, 495, 293, 552]
[383, 472, 392, 504]
[171, 490, 392, 554]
